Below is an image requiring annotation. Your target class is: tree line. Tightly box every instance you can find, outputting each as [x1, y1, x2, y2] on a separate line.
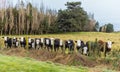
[99, 23, 114, 33]
[0, 0, 57, 35]
[0, 1, 113, 35]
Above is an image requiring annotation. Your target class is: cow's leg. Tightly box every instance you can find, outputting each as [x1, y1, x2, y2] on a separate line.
[77, 46, 81, 53]
[40, 44, 42, 50]
[38, 45, 40, 50]
[38, 44, 40, 50]
[51, 45, 53, 52]
[57, 46, 59, 52]
[72, 46, 74, 52]
[61, 46, 63, 52]
[54, 46, 56, 52]
[36, 44, 39, 50]
[5, 43, 7, 48]
[29, 43, 31, 49]
[69, 46, 72, 53]
[47, 45, 49, 51]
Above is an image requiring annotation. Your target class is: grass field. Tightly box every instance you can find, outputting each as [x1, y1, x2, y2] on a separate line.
[0, 54, 87, 72]
[0, 32, 120, 72]
[1, 32, 120, 50]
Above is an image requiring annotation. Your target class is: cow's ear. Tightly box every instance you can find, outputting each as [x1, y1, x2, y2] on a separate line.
[112, 42, 115, 44]
[75, 41, 77, 43]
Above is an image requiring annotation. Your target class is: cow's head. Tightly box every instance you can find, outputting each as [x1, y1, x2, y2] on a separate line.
[107, 41, 114, 49]
[98, 40, 104, 45]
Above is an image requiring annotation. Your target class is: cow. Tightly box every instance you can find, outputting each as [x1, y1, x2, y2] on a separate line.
[50, 38, 54, 51]
[83, 44, 88, 55]
[2, 36, 9, 47]
[28, 38, 35, 49]
[98, 40, 114, 56]
[2, 36, 12, 48]
[54, 38, 63, 52]
[65, 40, 74, 52]
[39, 38, 44, 49]
[7, 38, 12, 48]
[44, 38, 51, 51]
[12, 37, 19, 48]
[44, 38, 55, 51]
[20, 37, 26, 48]
[35, 38, 40, 49]
[75, 40, 85, 53]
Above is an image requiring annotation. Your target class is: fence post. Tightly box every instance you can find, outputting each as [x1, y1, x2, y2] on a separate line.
[97, 42, 100, 57]
[52, 39, 54, 52]
[64, 40, 68, 54]
[62, 40, 65, 54]
[26, 36, 28, 50]
[74, 41, 77, 53]
[103, 42, 106, 57]
[0, 37, 2, 49]
[101, 42, 106, 58]
[42, 38, 45, 50]
[88, 42, 91, 56]
[95, 38, 98, 57]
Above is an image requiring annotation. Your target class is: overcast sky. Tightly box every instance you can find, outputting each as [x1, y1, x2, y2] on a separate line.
[11, 0, 120, 31]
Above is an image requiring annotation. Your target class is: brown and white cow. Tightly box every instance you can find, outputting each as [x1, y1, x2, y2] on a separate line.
[98, 40, 114, 53]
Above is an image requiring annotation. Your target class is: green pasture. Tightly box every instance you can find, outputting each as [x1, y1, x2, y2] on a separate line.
[0, 55, 87, 72]
[0, 32, 120, 50]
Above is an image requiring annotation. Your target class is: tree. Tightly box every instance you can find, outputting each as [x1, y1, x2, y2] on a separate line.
[56, 1, 89, 32]
[106, 23, 114, 33]
[94, 21, 99, 31]
[99, 23, 114, 33]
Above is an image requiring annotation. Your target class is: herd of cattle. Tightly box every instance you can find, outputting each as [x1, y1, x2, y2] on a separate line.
[2, 36, 114, 56]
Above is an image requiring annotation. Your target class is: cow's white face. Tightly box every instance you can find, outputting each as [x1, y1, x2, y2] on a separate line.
[67, 41, 70, 43]
[46, 39, 49, 45]
[41, 38, 44, 43]
[107, 41, 112, 49]
[4, 36, 7, 41]
[60, 40, 63, 46]
[77, 40, 81, 47]
[20, 37, 24, 42]
[36, 39, 40, 45]
[28, 38, 32, 43]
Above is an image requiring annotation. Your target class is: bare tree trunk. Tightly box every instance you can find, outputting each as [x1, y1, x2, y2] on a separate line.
[26, 4, 30, 35]
[18, 9, 21, 35]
